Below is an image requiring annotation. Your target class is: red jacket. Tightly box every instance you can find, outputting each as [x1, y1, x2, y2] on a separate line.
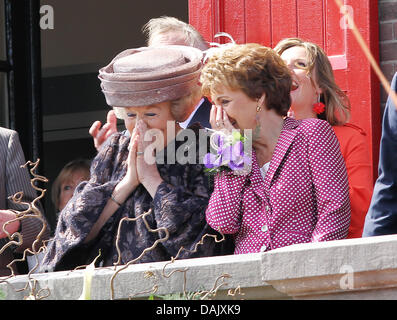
[333, 124, 373, 238]
[206, 117, 351, 254]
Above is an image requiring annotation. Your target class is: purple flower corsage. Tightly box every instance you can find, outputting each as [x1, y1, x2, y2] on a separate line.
[203, 130, 252, 176]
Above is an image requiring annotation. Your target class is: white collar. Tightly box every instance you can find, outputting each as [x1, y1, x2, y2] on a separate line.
[178, 98, 205, 129]
[260, 162, 270, 180]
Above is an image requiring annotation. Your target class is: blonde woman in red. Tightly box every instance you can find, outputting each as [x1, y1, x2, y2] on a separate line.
[274, 38, 373, 238]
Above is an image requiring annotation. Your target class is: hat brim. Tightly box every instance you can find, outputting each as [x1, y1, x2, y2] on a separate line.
[102, 78, 198, 107]
[99, 45, 203, 107]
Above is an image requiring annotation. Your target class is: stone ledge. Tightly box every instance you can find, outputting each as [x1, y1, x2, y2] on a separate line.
[0, 253, 286, 300]
[261, 234, 397, 299]
[2, 235, 397, 300]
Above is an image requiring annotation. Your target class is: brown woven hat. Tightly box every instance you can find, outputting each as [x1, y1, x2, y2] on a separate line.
[99, 45, 203, 107]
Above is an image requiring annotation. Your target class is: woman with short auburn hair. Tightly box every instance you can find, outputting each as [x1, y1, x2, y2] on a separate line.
[201, 43, 350, 254]
[201, 43, 291, 117]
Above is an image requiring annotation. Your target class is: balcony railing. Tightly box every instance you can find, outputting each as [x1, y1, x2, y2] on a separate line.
[2, 234, 397, 300]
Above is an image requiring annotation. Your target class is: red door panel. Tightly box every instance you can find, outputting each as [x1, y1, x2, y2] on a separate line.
[245, 0, 271, 45]
[297, 0, 324, 47]
[223, 0, 246, 44]
[189, 0, 380, 182]
[271, 0, 298, 45]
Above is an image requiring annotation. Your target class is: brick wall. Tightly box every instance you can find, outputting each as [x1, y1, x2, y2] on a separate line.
[379, 0, 397, 109]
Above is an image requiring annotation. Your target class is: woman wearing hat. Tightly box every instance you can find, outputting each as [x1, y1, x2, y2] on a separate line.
[42, 45, 233, 271]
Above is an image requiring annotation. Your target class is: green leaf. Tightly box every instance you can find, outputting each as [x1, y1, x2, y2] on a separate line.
[0, 288, 5, 300]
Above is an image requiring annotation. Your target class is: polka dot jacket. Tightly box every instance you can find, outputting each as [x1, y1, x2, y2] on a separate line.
[206, 117, 351, 254]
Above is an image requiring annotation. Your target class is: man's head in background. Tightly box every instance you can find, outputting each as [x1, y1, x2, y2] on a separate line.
[143, 16, 209, 51]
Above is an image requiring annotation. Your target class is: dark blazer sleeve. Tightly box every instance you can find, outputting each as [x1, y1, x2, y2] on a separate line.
[363, 72, 397, 236]
[188, 98, 212, 129]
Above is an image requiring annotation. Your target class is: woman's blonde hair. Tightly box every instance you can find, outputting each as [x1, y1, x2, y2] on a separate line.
[51, 159, 91, 211]
[200, 43, 292, 116]
[274, 38, 350, 126]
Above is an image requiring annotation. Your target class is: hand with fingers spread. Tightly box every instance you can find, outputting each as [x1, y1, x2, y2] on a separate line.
[89, 110, 118, 151]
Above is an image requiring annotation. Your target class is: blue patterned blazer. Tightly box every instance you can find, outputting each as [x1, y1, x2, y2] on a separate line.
[363, 72, 397, 236]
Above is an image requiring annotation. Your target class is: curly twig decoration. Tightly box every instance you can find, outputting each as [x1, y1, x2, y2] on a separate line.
[0, 160, 240, 301]
[191, 273, 231, 300]
[109, 209, 170, 299]
[0, 159, 50, 297]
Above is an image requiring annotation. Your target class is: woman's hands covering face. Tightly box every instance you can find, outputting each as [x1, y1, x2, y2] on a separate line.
[123, 126, 140, 191]
[134, 120, 161, 186]
[119, 119, 163, 198]
[210, 105, 236, 132]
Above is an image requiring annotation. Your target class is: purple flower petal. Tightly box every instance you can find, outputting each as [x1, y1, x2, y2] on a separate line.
[229, 153, 252, 171]
[203, 152, 223, 168]
[221, 145, 233, 162]
[228, 160, 244, 170]
[213, 154, 223, 167]
[232, 141, 244, 158]
[203, 153, 217, 168]
[215, 134, 226, 155]
[243, 154, 252, 165]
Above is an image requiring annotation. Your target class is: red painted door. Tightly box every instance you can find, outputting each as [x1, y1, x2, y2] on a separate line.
[189, 0, 380, 182]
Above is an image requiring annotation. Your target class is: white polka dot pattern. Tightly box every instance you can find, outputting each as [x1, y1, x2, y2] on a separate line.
[206, 117, 351, 254]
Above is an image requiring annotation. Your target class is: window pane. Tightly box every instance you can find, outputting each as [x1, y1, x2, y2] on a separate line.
[0, 72, 9, 127]
[0, 0, 6, 61]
